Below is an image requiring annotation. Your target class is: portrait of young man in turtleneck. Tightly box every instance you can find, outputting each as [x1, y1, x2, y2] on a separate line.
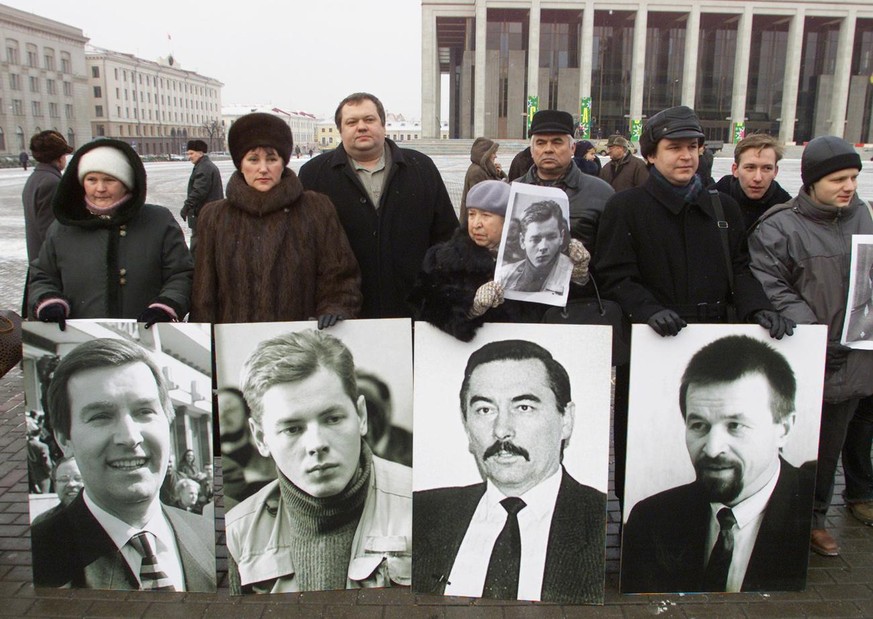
[224, 329, 412, 595]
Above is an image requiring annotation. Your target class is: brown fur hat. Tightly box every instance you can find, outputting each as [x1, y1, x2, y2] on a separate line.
[228, 113, 294, 169]
[30, 130, 73, 164]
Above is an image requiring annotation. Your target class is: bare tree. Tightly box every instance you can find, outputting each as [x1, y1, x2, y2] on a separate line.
[201, 119, 225, 152]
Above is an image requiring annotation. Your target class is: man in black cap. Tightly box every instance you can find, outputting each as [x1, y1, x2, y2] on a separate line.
[749, 135, 873, 556]
[594, 105, 794, 505]
[181, 139, 223, 256]
[516, 110, 613, 259]
[599, 134, 648, 193]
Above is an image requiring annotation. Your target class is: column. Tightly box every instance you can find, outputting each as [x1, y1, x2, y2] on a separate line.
[729, 5, 753, 143]
[779, 8, 805, 144]
[527, 0, 541, 116]
[829, 10, 857, 139]
[681, 5, 700, 107]
[421, 4, 440, 139]
[474, 0, 487, 136]
[629, 5, 647, 134]
[579, 1, 594, 99]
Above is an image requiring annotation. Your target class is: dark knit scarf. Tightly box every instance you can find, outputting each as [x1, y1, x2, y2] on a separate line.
[530, 165, 571, 191]
[650, 166, 704, 204]
[278, 441, 373, 591]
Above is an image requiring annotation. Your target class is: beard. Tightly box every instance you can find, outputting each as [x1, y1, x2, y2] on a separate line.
[694, 456, 743, 504]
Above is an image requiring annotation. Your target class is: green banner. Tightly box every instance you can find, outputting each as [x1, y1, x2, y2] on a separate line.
[733, 122, 745, 143]
[630, 119, 642, 142]
[579, 97, 591, 139]
[526, 96, 539, 136]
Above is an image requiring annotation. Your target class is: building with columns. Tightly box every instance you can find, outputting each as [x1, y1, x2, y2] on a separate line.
[421, 0, 873, 144]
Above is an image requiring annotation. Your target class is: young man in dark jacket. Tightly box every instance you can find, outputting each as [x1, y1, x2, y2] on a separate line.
[181, 139, 224, 256]
[713, 133, 791, 232]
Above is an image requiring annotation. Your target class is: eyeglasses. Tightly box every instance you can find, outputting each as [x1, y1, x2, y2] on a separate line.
[55, 475, 83, 484]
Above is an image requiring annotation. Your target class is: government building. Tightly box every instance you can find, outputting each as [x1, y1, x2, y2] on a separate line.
[421, 0, 873, 144]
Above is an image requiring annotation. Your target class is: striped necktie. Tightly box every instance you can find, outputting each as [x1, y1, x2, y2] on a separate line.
[128, 531, 176, 591]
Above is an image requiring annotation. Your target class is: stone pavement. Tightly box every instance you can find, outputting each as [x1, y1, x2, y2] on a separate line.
[0, 366, 871, 618]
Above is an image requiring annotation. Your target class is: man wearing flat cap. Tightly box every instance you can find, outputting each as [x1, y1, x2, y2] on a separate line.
[181, 139, 223, 257]
[599, 134, 648, 193]
[516, 110, 613, 259]
[594, 105, 795, 505]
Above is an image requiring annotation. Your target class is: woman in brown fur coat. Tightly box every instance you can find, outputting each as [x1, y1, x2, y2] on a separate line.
[190, 113, 361, 325]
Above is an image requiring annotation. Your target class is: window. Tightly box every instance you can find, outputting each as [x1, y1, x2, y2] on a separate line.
[16, 126, 24, 150]
[11, 99, 22, 115]
[65, 104, 73, 119]
[9, 74, 19, 91]
[63, 81, 72, 96]
[6, 42, 18, 65]
[44, 50, 55, 71]
[95, 105, 103, 117]
[29, 76, 39, 93]
[91, 66, 100, 78]
[49, 103, 58, 118]
[93, 86, 102, 98]
[0, 128, 6, 151]
[60, 52, 71, 73]
[96, 124, 105, 136]
[26, 45, 37, 67]
[31, 101, 41, 116]
[66, 129, 74, 149]
[46, 79, 55, 95]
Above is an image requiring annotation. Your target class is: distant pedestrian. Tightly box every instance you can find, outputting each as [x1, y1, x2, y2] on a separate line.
[19, 150, 29, 170]
[181, 139, 223, 257]
[599, 134, 648, 192]
[573, 140, 602, 177]
[459, 137, 506, 223]
[21, 130, 74, 314]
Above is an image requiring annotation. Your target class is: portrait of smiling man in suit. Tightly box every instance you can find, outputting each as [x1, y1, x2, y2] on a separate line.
[30, 337, 216, 591]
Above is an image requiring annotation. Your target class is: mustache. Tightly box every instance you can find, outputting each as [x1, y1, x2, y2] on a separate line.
[483, 440, 530, 461]
[695, 455, 740, 470]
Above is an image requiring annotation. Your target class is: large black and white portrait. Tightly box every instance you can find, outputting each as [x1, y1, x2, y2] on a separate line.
[621, 324, 827, 594]
[495, 183, 573, 307]
[412, 322, 611, 604]
[24, 320, 216, 592]
[841, 234, 873, 348]
[214, 319, 413, 595]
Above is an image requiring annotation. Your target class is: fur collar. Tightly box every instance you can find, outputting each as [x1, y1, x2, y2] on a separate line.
[225, 168, 305, 217]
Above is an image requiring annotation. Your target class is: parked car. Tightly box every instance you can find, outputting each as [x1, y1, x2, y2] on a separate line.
[592, 139, 639, 156]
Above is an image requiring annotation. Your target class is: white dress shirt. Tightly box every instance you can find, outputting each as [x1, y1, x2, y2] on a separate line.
[706, 460, 781, 592]
[445, 467, 562, 601]
[83, 490, 185, 591]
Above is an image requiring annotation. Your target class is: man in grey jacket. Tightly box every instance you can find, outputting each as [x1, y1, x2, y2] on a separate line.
[181, 139, 223, 256]
[749, 136, 873, 557]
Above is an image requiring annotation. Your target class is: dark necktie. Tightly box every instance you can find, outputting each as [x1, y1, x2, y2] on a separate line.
[703, 507, 737, 591]
[481, 497, 526, 599]
[128, 531, 176, 591]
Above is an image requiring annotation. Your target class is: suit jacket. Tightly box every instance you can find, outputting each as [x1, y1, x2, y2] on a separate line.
[31, 492, 216, 591]
[620, 458, 815, 593]
[413, 468, 606, 604]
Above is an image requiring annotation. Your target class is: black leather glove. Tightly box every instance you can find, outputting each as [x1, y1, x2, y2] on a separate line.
[138, 307, 173, 329]
[37, 303, 67, 331]
[317, 314, 344, 330]
[752, 309, 796, 340]
[826, 342, 851, 372]
[647, 309, 686, 337]
[180, 205, 190, 220]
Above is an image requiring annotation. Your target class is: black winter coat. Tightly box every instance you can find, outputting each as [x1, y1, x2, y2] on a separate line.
[594, 175, 772, 323]
[408, 229, 547, 341]
[713, 175, 792, 233]
[299, 139, 458, 318]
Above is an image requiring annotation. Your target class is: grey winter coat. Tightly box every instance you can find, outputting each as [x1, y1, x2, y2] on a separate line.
[749, 191, 873, 402]
[22, 162, 63, 262]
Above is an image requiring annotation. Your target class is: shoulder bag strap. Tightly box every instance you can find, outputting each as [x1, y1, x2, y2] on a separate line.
[709, 189, 735, 296]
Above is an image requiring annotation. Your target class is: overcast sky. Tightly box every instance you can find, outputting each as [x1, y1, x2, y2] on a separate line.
[7, 0, 424, 120]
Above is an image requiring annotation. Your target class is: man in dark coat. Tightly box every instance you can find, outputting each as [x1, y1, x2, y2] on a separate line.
[21, 130, 74, 313]
[181, 139, 224, 256]
[594, 105, 793, 505]
[517, 110, 613, 259]
[621, 335, 815, 593]
[299, 92, 458, 318]
[599, 134, 649, 193]
[713, 133, 791, 232]
[413, 340, 606, 604]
